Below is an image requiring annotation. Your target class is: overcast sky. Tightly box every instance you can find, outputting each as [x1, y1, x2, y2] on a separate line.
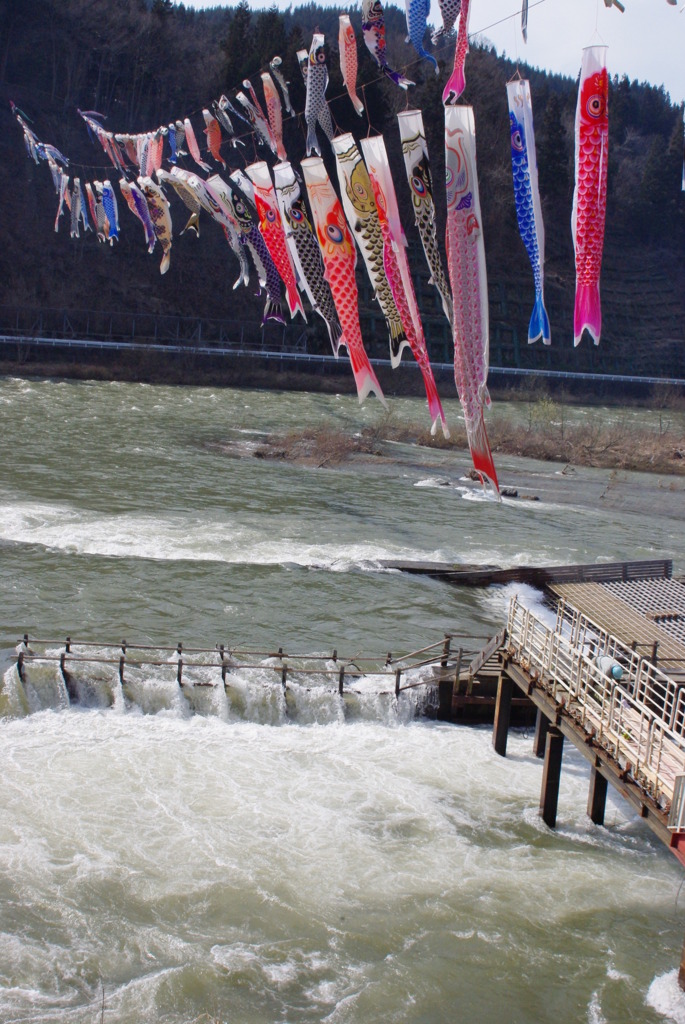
[185, 0, 685, 105]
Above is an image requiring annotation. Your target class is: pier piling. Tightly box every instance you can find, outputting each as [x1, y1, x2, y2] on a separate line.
[533, 709, 549, 758]
[539, 727, 564, 828]
[493, 673, 514, 757]
[587, 761, 609, 826]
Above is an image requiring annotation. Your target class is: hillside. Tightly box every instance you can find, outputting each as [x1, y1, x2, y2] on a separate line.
[0, 0, 683, 380]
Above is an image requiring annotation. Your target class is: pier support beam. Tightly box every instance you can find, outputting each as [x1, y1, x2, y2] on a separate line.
[493, 672, 514, 757]
[539, 727, 564, 828]
[587, 763, 609, 826]
[533, 708, 549, 759]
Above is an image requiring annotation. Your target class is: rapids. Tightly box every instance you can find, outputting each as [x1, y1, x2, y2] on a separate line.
[1, 376, 685, 1023]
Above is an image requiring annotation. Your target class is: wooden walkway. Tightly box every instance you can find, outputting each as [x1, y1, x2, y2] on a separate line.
[380, 557, 673, 589]
[551, 580, 685, 674]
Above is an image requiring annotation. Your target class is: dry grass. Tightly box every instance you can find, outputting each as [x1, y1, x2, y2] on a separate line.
[255, 407, 685, 476]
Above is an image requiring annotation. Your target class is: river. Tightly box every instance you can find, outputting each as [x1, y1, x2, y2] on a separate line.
[1, 375, 685, 1023]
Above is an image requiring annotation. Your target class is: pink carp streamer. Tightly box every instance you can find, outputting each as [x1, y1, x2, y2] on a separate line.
[301, 156, 386, 406]
[183, 117, 211, 173]
[443, 0, 471, 105]
[361, 135, 448, 438]
[572, 45, 609, 346]
[444, 104, 499, 496]
[246, 161, 305, 320]
[339, 15, 364, 116]
[260, 72, 287, 161]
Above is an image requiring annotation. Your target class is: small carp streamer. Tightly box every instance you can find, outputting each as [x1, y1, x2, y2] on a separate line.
[506, 79, 551, 345]
[183, 117, 211, 173]
[138, 175, 172, 274]
[361, 135, 448, 437]
[339, 15, 364, 116]
[361, 0, 414, 90]
[246, 161, 305, 321]
[443, 0, 471, 105]
[444, 104, 499, 496]
[260, 73, 287, 161]
[304, 34, 335, 156]
[332, 133, 408, 365]
[432, 0, 461, 44]
[405, 0, 438, 74]
[572, 45, 609, 346]
[202, 109, 226, 168]
[269, 57, 294, 117]
[221, 171, 285, 324]
[521, 0, 529, 42]
[155, 167, 201, 237]
[119, 178, 156, 251]
[301, 156, 386, 406]
[397, 109, 453, 327]
[273, 161, 342, 353]
[205, 173, 252, 289]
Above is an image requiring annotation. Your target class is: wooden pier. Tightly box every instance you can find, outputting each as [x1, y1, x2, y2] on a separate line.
[487, 583, 685, 988]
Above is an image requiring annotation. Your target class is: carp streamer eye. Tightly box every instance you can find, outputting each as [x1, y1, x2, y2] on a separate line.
[411, 175, 426, 196]
[317, 50, 326, 63]
[353, 182, 367, 199]
[266, 209, 277, 222]
[326, 224, 344, 243]
[587, 94, 605, 118]
[291, 207, 303, 221]
[511, 129, 524, 151]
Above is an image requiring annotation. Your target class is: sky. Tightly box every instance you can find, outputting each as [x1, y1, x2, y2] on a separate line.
[184, 0, 685, 106]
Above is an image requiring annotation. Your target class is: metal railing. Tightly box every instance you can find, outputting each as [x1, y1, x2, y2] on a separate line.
[555, 599, 685, 733]
[12, 630, 491, 701]
[507, 597, 685, 809]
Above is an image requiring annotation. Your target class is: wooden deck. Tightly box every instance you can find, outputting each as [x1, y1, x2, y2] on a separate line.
[551, 580, 685, 673]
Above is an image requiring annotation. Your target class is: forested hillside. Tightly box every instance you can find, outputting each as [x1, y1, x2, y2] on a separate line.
[1, 0, 683, 378]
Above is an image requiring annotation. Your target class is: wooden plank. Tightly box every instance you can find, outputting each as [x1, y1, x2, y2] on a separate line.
[468, 629, 506, 678]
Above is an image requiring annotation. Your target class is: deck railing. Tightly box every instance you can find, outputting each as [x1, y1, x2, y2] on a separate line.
[555, 599, 685, 733]
[507, 598, 685, 807]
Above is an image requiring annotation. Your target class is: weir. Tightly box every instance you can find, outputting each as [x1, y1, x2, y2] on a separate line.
[5, 561, 685, 985]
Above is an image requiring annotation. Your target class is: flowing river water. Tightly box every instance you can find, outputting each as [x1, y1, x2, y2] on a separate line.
[1, 375, 685, 1023]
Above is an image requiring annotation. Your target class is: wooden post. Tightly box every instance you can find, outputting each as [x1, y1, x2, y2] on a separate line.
[493, 672, 514, 757]
[219, 645, 227, 687]
[587, 762, 608, 825]
[395, 668, 401, 697]
[281, 665, 287, 689]
[60, 651, 77, 702]
[539, 727, 564, 828]
[338, 665, 345, 695]
[533, 709, 549, 758]
[177, 657, 183, 687]
[17, 650, 25, 684]
[441, 634, 451, 668]
[678, 935, 685, 991]
[119, 655, 125, 686]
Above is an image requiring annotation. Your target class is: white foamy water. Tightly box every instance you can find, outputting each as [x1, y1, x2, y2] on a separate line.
[2, 377, 685, 1022]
